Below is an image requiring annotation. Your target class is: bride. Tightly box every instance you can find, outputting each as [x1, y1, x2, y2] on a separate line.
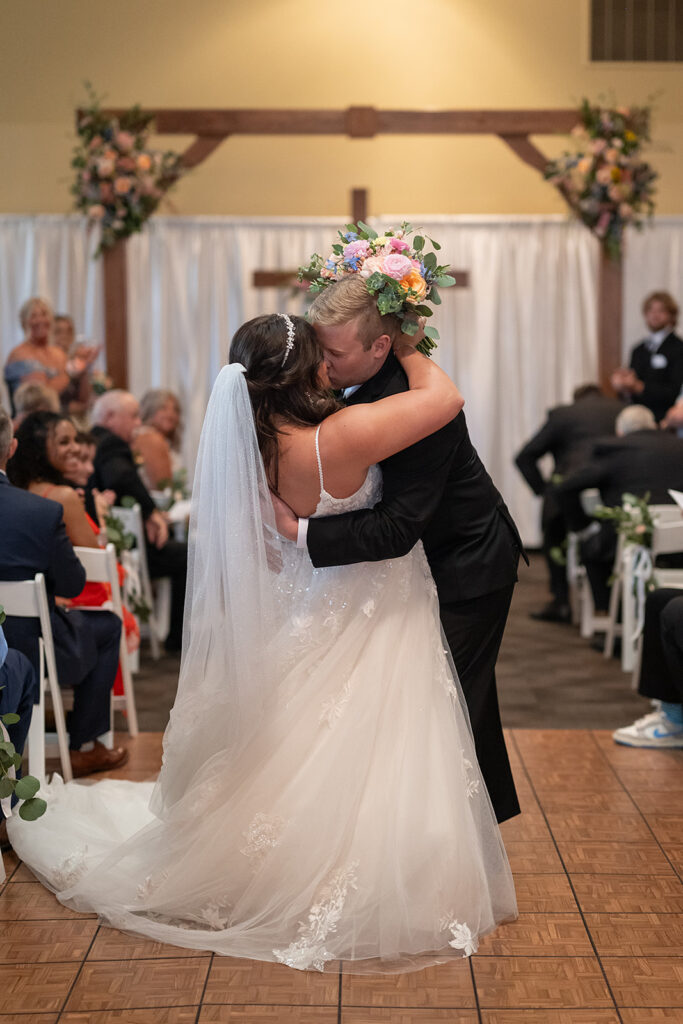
[8, 312, 517, 972]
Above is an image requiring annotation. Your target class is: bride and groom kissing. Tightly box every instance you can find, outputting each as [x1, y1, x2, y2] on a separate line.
[9, 227, 524, 971]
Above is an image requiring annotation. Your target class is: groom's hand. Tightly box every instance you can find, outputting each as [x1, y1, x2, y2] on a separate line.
[271, 491, 299, 543]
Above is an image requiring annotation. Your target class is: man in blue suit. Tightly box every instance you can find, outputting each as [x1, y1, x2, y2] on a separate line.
[0, 409, 127, 776]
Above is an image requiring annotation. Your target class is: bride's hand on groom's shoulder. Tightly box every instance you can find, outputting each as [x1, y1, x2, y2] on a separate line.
[393, 316, 426, 354]
[270, 491, 299, 543]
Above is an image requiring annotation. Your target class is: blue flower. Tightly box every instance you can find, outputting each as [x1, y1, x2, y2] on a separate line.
[344, 256, 361, 270]
[325, 259, 337, 270]
[343, 232, 359, 242]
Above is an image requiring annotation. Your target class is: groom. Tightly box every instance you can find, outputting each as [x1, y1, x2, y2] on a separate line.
[274, 276, 524, 822]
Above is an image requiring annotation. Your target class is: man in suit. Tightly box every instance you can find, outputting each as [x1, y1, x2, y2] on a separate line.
[554, 405, 683, 612]
[515, 384, 622, 622]
[0, 408, 127, 776]
[273, 277, 524, 823]
[611, 291, 683, 422]
[90, 391, 187, 653]
[613, 587, 683, 748]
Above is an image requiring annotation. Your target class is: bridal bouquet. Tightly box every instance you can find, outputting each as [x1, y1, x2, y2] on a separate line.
[299, 222, 455, 355]
[72, 85, 184, 254]
[544, 100, 657, 260]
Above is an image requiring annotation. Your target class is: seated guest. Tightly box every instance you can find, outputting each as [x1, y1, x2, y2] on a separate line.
[515, 383, 622, 622]
[0, 622, 39, 837]
[0, 408, 127, 776]
[662, 390, 683, 437]
[610, 291, 683, 422]
[4, 298, 95, 417]
[613, 587, 683, 748]
[554, 405, 683, 612]
[90, 390, 187, 652]
[135, 388, 184, 490]
[12, 380, 60, 429]
[52, 313, 98, 420]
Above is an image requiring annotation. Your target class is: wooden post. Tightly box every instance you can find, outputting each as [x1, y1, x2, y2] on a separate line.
[102, 241, 129, 389]
[351, 189, 368, 224]
[597, 249, 623, 393]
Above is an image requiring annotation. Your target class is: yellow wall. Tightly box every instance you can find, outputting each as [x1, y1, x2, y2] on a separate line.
[2, 0, 682, 216]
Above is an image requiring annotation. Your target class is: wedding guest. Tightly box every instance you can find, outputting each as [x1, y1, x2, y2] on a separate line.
[134, 388, 184, 490]
[613, 587, 683, 748]
[0, 622, 39, 837]
[554, 405, 683, 612]
[53, 314, 76, 355]
[3, 298, 98, 418]
[610, 291, 683, 422]
[12, 380, 60, 429]
[515, 383, 622, 623]
[661, 389, 683, 437]
[53, 312, 98, 420]
[0, 408, 127, 776]
[90, 390, 187, 652]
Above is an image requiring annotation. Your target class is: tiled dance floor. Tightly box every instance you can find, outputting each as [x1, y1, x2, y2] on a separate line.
[1, 729, 682, 1022]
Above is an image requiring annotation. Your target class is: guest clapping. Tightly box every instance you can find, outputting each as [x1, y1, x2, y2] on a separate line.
[610, 292, 683, 422]
[134, 389, 184, 490]
[12, 380, 60, 429]
[90, 391, 187, 652]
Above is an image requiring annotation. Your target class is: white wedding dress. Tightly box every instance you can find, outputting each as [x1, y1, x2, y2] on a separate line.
[8, 365, 516, 973]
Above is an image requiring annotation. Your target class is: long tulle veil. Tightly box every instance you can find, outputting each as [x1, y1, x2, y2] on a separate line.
[150, 363, 285, 817]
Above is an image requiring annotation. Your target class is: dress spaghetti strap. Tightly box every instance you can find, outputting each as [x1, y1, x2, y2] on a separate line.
[314, 424, 325, 496]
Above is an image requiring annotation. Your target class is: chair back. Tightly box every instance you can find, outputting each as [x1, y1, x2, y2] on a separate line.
[649, 504, 683, 525]
[72, 543, 124, 618]
[111, 503, 145, 551]
[580, 488, 601, 516]
[0, 574, 51, 635]
[652, 521, 683, 559]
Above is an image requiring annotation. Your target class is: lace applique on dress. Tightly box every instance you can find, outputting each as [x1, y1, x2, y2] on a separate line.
[274, 860, 359, 971]
[136, 870, 169, 901]
[461, 754, 481, 799]
[241, 812, 287, 869]
[200, 899, 232, 930]
[53, 847, 89, 890]
[320, 681, 352, 727]
[439, 915, 478, 956]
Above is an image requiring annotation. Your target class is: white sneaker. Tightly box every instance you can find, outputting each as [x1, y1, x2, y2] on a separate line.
[613, 710, 683, 748]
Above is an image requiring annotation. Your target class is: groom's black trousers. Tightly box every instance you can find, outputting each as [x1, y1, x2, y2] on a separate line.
[440, 582, 520, 824]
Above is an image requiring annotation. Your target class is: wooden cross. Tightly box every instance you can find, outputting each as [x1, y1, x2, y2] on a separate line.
[251, 188, 470, 292]
[86, 105, 618, 391]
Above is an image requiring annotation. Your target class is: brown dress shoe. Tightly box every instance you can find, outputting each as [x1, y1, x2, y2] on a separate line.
[69, 741, 129, 779]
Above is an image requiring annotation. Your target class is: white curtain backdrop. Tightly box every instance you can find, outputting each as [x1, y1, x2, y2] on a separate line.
[3, 213, 683, 545]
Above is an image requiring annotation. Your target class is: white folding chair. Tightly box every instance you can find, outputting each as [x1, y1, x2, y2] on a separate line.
[111, 503, 168, 659]
[73, 543, 139, 739]
[629, 516, 683, 687]
[0, 574, 72, 784]
[567, 490, 604, 633]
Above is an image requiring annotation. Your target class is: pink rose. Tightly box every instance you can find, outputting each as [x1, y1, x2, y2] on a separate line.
[115, 131, 135, 153]
[619, 202, 633, 219]
[382, 253, 414, 280]
[389, 237, 410, 252]
[596, 166, 612, 185]
[591, 138, 607, 154]
[359, 255, 385, 278]
[117, 156, 137, 173]
[96, 157, 115, 178]
[343, 240, 371, 260]
[88, 204, 106, 220]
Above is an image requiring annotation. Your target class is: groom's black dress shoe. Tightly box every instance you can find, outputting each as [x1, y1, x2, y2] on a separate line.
[529, 602, 571, 624]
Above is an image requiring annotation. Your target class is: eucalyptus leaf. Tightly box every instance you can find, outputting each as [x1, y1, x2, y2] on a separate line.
[357, 220, 378, 239]
[413, 304, 433, 317]
[1, 713, 20, 726]
[413, 235, 425, 251]
[423, 252, 437, 271]
[430, 287, 441, 306]
[401, 319, 419, 336]
[0, 777, 15, 799]
[18, 797, 47, 821]
[15, 775, 40, 800]
[424, 325, 440, 340]
[428, 237, 441, 250]
[12, 753, 22, 769]
[0, 740, 15, 753]
[436, 274, 456, 287]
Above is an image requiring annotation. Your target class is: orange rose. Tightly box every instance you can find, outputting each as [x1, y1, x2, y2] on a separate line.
[114, 176, 133, 194]
[136, 153, 152, 172]
[400, 270, 427, 303]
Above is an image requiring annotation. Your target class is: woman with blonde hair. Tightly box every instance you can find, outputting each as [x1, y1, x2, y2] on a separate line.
[134, 387, 183, 489]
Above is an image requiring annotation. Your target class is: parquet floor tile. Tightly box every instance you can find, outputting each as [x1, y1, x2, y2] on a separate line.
[476, 912, 592, 956]
[199, 1009, 338, 1024]
[640, 814, 683, 845]
[0, 918, 97, 963]
[0, 961, 81, 1013]
[480, 1013, 620, 1024]
[341, 1011, 477, 1023]
[512, 874, 578, 913]
[203, 958, 339, 1005]
[630, 790, 683, 815]
[64, 957, 212, 1011]
[526, 769, 624, 793]
[88, 927, 207, 960]
[342, 959, 475, 1007]
[613, 770, 683, 793]
[0, 880, 96, 920]
[499, 814, 552, 842]
[0, 1015, 59, 1024]
[660, 844, 683, 874]
[472, 956, 613, 1008]
[601, 956, 683, 1006]
[61, 1011, 200, 1023]
[571, 874, 683, 913]
[545, 811, 653, 843]
[503, 840, 565, 874]
[620, 1010, 683, 1022]
[584, 912, 683, 956]
[535, 791, 638, 814]
[558, 841, 675, 875]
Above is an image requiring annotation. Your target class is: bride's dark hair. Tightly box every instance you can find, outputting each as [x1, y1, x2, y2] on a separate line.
[229, 314, 339, 490]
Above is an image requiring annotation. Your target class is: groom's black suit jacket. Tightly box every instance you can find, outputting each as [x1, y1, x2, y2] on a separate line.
[307, 353, 524, 602]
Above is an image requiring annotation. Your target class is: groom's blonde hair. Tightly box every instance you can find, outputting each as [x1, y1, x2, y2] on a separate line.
[308, 276, 401, 350]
